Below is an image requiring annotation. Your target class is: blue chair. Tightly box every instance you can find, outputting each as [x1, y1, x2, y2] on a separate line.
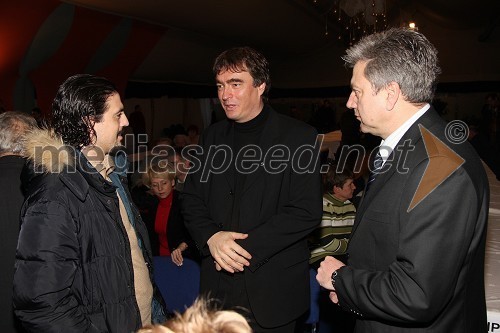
[306, 268, 321, 332]
[153, 256, 201, 314]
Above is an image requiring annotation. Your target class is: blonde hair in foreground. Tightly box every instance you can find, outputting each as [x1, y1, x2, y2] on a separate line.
[138, 298, 252, 333]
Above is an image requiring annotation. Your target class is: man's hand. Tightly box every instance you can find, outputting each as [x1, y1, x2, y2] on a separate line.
[207, 231, 252, 273]
[316, 256, 345, 291]
[317, 256, 345, 305]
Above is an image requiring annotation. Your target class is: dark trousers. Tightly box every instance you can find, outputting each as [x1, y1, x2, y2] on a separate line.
[215, 271, 300, 333]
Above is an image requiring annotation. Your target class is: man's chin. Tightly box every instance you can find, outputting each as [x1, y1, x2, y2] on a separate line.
[359, 124, 371, 134]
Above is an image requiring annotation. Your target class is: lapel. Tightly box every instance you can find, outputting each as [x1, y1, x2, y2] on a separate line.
[350, 107, 440, 236]
[241, 106, 280, 196]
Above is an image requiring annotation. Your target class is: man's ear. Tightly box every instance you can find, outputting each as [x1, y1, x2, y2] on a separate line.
[257, 82, 266, 96]
[386, 81, 400, 111]
[332, 184, 340, 195]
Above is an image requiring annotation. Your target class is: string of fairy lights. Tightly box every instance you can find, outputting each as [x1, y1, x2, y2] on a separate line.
[313, 0, 391, 46]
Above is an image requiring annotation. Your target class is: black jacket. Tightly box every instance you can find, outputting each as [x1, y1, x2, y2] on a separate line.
[13, 130, 166, 333]
[182, 106, 323, 327]
[0, 155, 28, 333]
[337, 108, 488, 332]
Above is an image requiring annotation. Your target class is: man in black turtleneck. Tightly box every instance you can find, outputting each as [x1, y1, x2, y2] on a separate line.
[182, 47, 322, 333]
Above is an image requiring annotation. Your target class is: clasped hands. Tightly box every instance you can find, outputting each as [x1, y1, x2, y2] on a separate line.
[207, 231, 252, 273]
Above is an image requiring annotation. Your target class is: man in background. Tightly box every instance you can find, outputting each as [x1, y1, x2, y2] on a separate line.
[168, 146, 191, 192]
[309, 165, 356, 267]
[0, 111, 37, 333]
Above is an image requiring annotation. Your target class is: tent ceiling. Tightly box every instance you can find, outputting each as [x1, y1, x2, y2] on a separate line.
[59, 0, 500, 88]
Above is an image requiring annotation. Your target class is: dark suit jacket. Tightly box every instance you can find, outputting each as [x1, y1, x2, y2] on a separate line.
[182, 105, 323, 327]
[335, 107, 489, 332]
[0, 155, 28, 332]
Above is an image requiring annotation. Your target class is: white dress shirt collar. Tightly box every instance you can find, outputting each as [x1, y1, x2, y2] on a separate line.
[378, 103, 430, 163]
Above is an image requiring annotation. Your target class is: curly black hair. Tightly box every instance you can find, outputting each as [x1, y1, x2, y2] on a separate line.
[51, 74, 117, 148]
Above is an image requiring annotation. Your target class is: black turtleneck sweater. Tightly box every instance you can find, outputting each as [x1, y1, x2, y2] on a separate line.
[230, 105, 270, 231]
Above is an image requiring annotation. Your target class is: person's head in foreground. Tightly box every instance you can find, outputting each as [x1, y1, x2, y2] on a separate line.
[138, 298, 252, 333]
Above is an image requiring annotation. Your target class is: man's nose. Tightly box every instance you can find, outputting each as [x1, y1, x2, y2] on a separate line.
[122, 114, 129, 127]
[346, 91, 358, 109]
[221, 87, 232, 101]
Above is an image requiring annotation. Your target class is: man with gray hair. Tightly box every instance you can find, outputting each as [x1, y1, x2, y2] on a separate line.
[0, 111, 37, 333]
[316, 28, 488, 332]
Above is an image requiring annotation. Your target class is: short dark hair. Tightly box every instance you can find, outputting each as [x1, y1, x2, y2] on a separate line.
[213, 46, 271, 95]
[51, 74, 117, 148]
[323, 165, 354, 194]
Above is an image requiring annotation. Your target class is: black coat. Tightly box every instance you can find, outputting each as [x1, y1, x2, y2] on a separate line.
[13, 131, 166, 333]
[0, 155, 28, 333]
[336, 108, 489, 332]
[182, 106, 323, 327]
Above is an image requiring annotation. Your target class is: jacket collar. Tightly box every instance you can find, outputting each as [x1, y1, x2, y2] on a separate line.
[352, 107, 442, 234]
[22, 128, 130, 201]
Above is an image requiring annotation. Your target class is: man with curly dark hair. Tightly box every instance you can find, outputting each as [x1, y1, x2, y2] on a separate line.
[13, 74, 167, 332]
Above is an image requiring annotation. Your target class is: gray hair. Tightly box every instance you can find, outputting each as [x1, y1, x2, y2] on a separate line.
[0, 111, 37, 155]
[342, 28, 441, 103]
